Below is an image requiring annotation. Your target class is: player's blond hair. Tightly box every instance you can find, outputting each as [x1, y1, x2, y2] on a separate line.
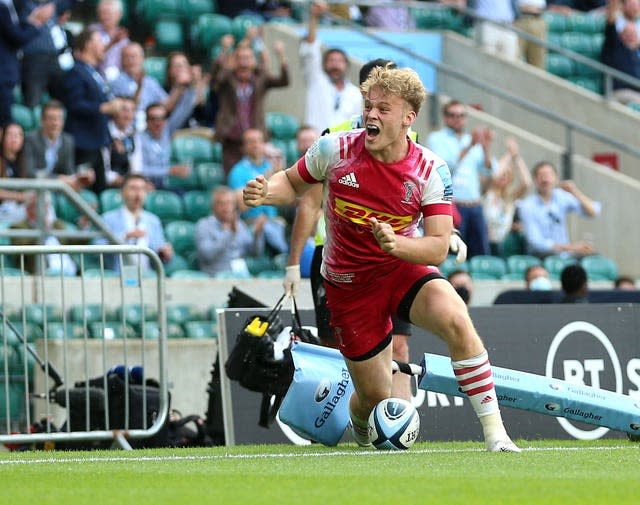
[360, 65, 427, 115]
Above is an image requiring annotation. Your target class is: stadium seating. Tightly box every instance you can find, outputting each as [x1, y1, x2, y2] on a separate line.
[144, 190, 185, 224]
[137, 0, 182, 25]
[469, 255, 507, 280]
[89, 321, 136, 339]
[245, 255, 275, 276]
[195, 162, 225, 190]
[141, 321, 186, 339]
[194, 13, 233, 50]
[163, 253, 191, 276]
[166, 303, 203, 326]
[11, 104, 36, 132]
[99, 188, 123, 213]
[45, 322, 86, 339]
[543, 254, 578, 280]
[437, 256, 469, 278]
[164, 220, 196, 257]
[172, 135, 215, 164]
[143, 56, 167, 83]
[506, 255, 542, 276]
[69, 303, 115, 324]
[266, 112, 300, 140]
[55, 189, 99, 223]
[183, 190, 211, 221]
[169, 269, 210, 279]
[115, 304, 158, 330]
[580, 255, 619, 281]
[411, 6, 467, 33]
[154, 19, 184, 52]
[231, 13, 264, 41]
[22, 304, 64, 326]
[183, 320, 217, 339]
[181, 0, 215, 22]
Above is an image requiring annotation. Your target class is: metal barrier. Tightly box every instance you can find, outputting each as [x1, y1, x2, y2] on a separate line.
[0, 245, 168, 450]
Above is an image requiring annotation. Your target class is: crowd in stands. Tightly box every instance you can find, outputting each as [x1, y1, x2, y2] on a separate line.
[0, 0, 637, 287]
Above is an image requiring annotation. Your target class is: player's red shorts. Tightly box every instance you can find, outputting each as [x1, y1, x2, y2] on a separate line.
[323, 261, 442, 361]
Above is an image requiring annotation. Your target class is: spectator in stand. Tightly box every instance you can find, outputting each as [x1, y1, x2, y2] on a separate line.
[20, 5, 74, 108]
[0, 0, 55, 127]
[163, 51, 210, 130]
[560, 263, 589, 303]
[109, 42, 168, 131]
[139, 102, 193, 190]
[428, 100, 496, 258]
[517, 161, 601, 259]
[103, 95, 141, 187]
[212, 33, 289, 174]
[0, 123, 29, 222]
[61, 28, 125, 194]
[228, 128, 289, 255]
[471, 0, 519, 62]
[514, 1, 548, 69]
[362, 1, 415, 29]
[89, 0, 129, 81]
[483, 137, 532, 256]
[195, 185, 265, 277]
[23, 99, 95, 190]
[600, 0, 640, 104]
[614, 275, 636, 289]
[299, 1, 363, 133]
[525, 263, 553, 290]
[447, 269, 474, 305]
[100, 173, 173, 272]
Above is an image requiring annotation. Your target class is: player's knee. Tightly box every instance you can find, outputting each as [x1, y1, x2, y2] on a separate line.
[441, 311, 477, 350]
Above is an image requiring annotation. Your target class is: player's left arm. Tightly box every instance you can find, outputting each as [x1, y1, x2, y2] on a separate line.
[370, 214, 452, 266]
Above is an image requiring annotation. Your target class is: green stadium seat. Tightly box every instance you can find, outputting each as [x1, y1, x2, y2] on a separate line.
[567, 13, 606, 34]
[144, 190, 184, 224]
[163, 254, 190, 276]
[11, 104, 36, 132]
[214, 270, 251, 280]
[21, 304, 63, 326]
[45, 322, 87, 339]
[543, 254, 577, 280]
[181, 0, 215, 21]
[245, 255, 275, 276]
[195, 162, 225, 190]
[628, 102, 640, 113]
[211, 142, 223, 163]
[164, 220, 196, 257]
[89, 321, 136, 339]
[268, 16, 298, 26]
[567, 76, 602, 94]
[68, 304, 114, 324]
[81, 268, 119, 278]
[500, 231, 527, 258]
[546, 53, 575, 78]
[143, 56, 168, 84]
[469, 255, 507, 280]
[183, 320, 217, 339]
[559, 32, 594, 56]
[166, 303, 203, 325]
[580, 255, 619, 282]
[167, 169, 201, 192]
[543, 11, 568, 33]
[501, 272, 527, 281]
[141, 321, 185, 339]
[231, 13, 264, 41]
[256, 270, 284, 279]
[195, 13, 233, 50]
[100, 188, 123, 213]
[437, 256, 468, 278]
[183, 190, 211, 222]
[0, 267, 23, 277]
[115, 304, 158, 329]
[138, 0, 182, 25]
[154, 19, 185, 53]
[506, 255, 542, 276]
[170, 269, 210, 279]
[172, 135, 215, 164]
[55, 189, 99, 223]
[265, 112, 300, 140]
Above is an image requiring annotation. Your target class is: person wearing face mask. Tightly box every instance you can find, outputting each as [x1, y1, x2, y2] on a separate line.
[525, 264, 553, 291]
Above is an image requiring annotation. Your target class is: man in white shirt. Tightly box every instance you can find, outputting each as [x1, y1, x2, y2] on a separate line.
[299, 0, 362, 132]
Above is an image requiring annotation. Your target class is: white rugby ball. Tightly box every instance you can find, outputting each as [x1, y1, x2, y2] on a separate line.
[368, 398, 420, 451]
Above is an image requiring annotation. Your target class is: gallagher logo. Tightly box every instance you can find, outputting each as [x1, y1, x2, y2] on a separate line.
[545, 321, 622, 440]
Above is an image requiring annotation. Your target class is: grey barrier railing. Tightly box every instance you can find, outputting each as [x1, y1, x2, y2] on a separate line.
[0, 244, 168, 450]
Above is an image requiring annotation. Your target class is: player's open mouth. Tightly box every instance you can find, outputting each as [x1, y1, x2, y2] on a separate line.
[366, 124, 380, 140]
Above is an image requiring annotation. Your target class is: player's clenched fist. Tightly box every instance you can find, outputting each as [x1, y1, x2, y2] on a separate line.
[370, 217, 396, 253]
[243, 175, 268, 208]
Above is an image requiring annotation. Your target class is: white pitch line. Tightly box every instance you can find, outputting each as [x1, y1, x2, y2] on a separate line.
[0, 444, 635, 466]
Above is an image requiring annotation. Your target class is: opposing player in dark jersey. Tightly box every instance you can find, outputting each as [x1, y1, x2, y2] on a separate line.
[244, 65, 519, 452]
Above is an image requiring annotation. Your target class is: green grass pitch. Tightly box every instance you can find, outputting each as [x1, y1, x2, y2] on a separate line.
[1, 439, 638, 505]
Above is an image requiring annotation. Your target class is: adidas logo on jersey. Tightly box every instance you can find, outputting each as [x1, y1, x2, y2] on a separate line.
[338, 172, 359, 188]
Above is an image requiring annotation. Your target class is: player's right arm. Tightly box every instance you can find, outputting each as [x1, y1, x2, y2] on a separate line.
[243, 165, 313, 208]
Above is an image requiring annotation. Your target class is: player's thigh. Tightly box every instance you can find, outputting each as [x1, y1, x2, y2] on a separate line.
[408, 278, 475, 342]
[345, 342, 393, 404]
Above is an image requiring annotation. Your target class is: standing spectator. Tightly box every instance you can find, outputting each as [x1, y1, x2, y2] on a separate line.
[0, 122, 29, 222]
[560, 263, 589, 303]
[103, 95, 142, 187]
[100, 173, 173, 272]
[427, 100, 496, 258]
[109, 42, 168, 131]
[514, 1, 548, 69]
[471, 0, 519, 61]
[60, 28, 125, 193]
[0, 0, 55, 127]
[195, 185, 264, 277]
[163, 51, 210, 130]
[600, 0, 640, 104]
[23, 99, 96, 190]
[483, 137, 532, 256]
[517, 161, 601, 258]
[228, 128, 288, 255]
[212, 34, 289, 174]
[139, 102, 193, 190]
[89, 0, 129, 81]
[525, 264, 553, 290]
[299, 0, 362, 133]
[20, 6, 74, 108]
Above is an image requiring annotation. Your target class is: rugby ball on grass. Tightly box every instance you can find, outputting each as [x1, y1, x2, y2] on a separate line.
[368, 398, 420, 451]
